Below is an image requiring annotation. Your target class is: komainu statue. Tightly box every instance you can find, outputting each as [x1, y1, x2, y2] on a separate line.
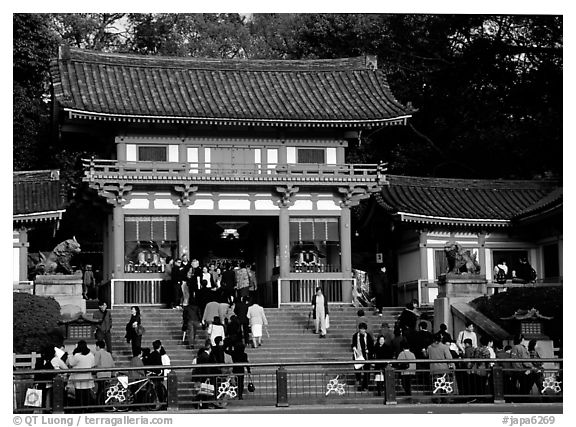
[35, 237, 81, 275]
[444, 242, 481, 274]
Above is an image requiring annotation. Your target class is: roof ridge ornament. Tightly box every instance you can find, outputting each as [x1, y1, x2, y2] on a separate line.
[365, 54, 377, 70]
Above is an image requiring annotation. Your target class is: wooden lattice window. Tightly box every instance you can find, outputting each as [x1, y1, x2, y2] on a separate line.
[297, 148, 325, 164]
[138, 146, 167, 162]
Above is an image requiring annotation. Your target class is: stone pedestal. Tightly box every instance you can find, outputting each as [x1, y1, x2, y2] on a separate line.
[34, 273, 86, 314]
[434, 273, 487, 334]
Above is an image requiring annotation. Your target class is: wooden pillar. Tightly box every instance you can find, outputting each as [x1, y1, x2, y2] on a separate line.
[478, 233, 487, 276]
[340, 207, 352, 276]
[102, 216, 110, 283]
[178, 207, 190, 257]
[340, 207, 352, 303]
[17, 228, 29, 282]
[419, 230, 428, 281]
[112, 204, 125, 278]
[279, 208, 290, 303]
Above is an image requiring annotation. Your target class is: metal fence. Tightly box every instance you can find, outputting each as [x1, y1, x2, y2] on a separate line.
[13, 358, 562, 413]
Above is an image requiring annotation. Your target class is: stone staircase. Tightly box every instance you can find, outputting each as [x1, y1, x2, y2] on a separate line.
[101, 305, 430, 407]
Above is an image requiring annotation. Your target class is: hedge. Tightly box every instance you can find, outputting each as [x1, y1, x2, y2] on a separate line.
[13, 293, 62, 354]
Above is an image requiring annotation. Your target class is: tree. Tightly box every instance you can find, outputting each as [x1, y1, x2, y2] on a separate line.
[13, 14, 58, 171]
[128, 13, 250, 58]
[48, 13, 129, 51]
[248, 14, 563, 179]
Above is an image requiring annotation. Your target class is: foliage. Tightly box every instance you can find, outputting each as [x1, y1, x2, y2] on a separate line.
[470, 287, 563, 343]
[248, 14, 562, 179]
[13, 293, 62, 354]
[13, 13, 562, 180]
[13, 14, 58, 171]
[128, 13, 250, 58]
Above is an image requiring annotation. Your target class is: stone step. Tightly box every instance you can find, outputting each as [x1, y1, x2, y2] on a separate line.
[100, 305, 433, 402]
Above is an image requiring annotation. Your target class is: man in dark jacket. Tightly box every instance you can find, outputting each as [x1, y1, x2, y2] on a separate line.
[351, 322, 374, 391]
[370, 265, 389, 316]
[411, 321, 434, 359]
[94, 301, 113, 353]
[220, 263, 237, 301]
[183, 301, 202, 348]
[171, 258, 186, 308]
[146, 340, 163, 377]
[234, 296, 250, 345]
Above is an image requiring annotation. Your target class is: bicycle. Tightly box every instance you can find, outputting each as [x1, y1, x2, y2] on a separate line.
[103, 373, 166, 412]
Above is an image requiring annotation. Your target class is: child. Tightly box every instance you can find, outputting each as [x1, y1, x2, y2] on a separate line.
[396, 341, 416, 398]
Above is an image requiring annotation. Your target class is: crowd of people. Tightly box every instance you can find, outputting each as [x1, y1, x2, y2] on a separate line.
[168, 256, 258, 311]
[30, 256, 552, 411]
[349, 301, 552, 401]
[33, 334, 172, 412]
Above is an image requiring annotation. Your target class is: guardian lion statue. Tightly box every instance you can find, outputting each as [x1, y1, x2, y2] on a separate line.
[444, 242, 481, 274]
[35, 237, 81, 275]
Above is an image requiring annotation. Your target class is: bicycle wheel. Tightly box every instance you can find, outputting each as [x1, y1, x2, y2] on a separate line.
[143, 383, 161, 411]
[155, 383, 167, 409]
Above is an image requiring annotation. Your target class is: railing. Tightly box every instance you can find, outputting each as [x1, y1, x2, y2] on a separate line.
[111, 279, 167, 307]
[82, 158, 380, 183]
[13, 281, 34, 294]
[395, 280, 439, 307]
[13, 358, 563, 413]
[13, 353, 40, 370]
[396, 279, 562, 305]
[486, 280, 563, 295]
[277, 278, 355, 305]
[290, 263, 340, 273]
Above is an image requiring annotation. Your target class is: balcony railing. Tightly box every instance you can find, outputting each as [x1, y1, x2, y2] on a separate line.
[110, 278, 167, 307]
[278, 277, 354, 305]
[395, 279, 563, 307]
[13, 358, 562, 413]
[82, 159, 381, 185]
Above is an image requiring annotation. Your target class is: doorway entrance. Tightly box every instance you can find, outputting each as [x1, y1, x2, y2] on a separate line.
[188, 215, 279, 306]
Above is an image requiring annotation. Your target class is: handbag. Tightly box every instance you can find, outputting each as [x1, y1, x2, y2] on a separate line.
[247, 373, 255, 392]
[136, 324, 145, 336]
[198, 379, 215, 397]
[24, 387, 42, 407]
[353, 348, 365, 370]
[374, 371, 385, 382]
[325, 315, 330, 329]
[65, 382, 76, 400]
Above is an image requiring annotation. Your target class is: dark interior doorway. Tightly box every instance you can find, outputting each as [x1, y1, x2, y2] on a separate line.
[188, 216, 278, 301]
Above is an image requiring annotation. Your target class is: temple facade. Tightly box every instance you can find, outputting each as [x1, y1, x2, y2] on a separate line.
[361, 175, 563, 305]
[50, 46, 413, 306]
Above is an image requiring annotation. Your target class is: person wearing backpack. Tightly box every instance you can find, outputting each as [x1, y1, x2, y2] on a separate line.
[456, 321, 478, 354]
[494, 259, 509, 284]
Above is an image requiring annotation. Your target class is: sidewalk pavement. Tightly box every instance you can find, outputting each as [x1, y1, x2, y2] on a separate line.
[165, 402, 563, 414]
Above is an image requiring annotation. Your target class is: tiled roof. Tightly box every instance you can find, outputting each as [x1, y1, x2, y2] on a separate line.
[50, 47, 414, 128]
[13, 170, 66, 219]
[375, 175, 561, 227]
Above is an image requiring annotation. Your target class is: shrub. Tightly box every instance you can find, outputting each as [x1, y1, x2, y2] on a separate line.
[13, 293, 62, 354]
[470, 287, 562, 344]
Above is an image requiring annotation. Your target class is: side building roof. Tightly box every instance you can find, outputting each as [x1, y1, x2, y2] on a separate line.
[13, 170, 67, 226]
[375, 175, 561, 227]
[50, 47, 414, 128]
